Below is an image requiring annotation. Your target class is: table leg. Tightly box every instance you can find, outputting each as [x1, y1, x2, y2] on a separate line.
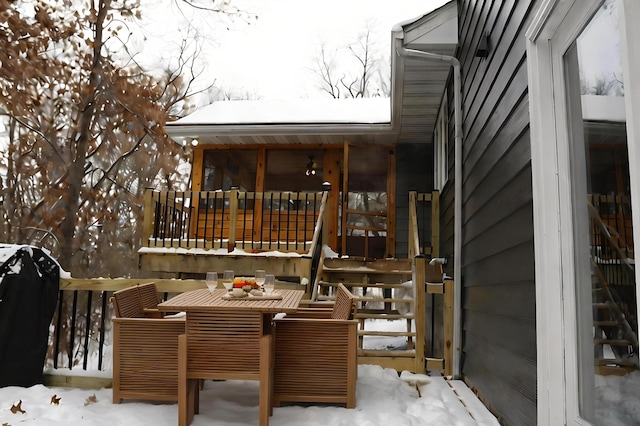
[259, 314, 274, 426]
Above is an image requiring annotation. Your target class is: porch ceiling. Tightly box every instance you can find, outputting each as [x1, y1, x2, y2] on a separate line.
[165, 1, 457, 149]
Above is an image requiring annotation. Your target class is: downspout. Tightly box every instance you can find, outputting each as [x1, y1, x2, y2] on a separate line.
[393, 28, 463, 379]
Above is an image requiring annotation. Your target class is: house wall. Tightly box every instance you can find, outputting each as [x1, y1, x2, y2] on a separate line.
[395, 143, 433, 259]
[445, 0, 538, 424]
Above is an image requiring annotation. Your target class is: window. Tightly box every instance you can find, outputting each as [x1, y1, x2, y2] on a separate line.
[527, 0, 640, 424]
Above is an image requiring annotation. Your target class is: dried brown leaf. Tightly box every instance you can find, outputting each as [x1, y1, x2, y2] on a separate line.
[9, 399, 25, 414]
[84, 394, 98, 406]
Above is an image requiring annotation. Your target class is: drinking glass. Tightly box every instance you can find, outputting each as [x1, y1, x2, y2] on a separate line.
[264, 274, 275, 294]
[222, 270, 234, 292]
[205, 272, 218, 293]
[255, 270, 266, 289]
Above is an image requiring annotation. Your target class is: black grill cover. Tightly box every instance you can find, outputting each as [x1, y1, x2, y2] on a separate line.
[0, 246, 60, 387]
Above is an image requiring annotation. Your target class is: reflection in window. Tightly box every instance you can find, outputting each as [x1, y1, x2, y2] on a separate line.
[577, 0, 623, 97]
[574, 0, 638, 423]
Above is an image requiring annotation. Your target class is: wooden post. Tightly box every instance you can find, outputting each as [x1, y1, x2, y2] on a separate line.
[254, 149, 266, 241]
[188, 148, 204, 241]
[324, 149, 341, 251]
[408, 192, 419, 258]
[443, 277, 454, 377]
[228, 188, 239, 252]
[142, 189, 155, 248]
[413, 255, 427, 374]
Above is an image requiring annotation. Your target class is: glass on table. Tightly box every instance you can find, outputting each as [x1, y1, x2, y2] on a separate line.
[255, 270, 266, 290]
[222, 270, 234, 292]
[205, 271, 218, 293]
[264, 274, 275, 294]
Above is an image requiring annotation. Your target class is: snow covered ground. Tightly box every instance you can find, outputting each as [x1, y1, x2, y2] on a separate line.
[0, 364, 499, 426]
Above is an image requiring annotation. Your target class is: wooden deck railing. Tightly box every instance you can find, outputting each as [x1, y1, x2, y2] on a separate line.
[408, 191, 440, 258]
[44, 278, 239, 388]
[143, 189, 327, 253]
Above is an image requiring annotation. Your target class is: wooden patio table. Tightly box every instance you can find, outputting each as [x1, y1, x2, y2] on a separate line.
[157, 288, 305, 426]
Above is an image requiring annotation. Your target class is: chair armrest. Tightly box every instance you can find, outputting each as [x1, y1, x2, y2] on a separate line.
[283, 309, 333, 319]
[113, 317, 185, 328]
[298, 300, 334, 308]
[143, 308, 164, 318]
[274, 317, 358, 327]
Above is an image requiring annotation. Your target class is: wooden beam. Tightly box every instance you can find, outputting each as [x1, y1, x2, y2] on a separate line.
[138, 252, 312, 282]
[191, 146, 204, 191]
[324, 149, 341, 251]
[43, 374, 112, 390]
[443, 278, 454, 377]
[254, 149, 266, 240]
[387, 147, 397, 258]
[413, 256, 426, 374]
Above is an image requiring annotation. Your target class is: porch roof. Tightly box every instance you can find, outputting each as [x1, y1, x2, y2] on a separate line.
[166, 0, 457, 148]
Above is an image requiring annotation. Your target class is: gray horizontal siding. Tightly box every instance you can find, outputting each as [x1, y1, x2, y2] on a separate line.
[454, 0, 538, 424]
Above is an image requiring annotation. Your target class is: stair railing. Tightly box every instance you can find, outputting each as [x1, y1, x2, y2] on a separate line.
[587, 200, 638, 356]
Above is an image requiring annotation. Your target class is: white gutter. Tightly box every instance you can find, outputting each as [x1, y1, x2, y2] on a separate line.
[393, 28, 463, 379]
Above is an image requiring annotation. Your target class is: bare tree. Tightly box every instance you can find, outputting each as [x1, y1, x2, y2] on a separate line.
[312, 21, 389, 99]
[0, 0, 251, 276]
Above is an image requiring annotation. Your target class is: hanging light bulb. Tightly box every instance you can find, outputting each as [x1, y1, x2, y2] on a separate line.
[305, 156, 316, 176]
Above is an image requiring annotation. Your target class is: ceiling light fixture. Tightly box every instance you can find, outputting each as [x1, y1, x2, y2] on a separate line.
[305, 156, 316, 176]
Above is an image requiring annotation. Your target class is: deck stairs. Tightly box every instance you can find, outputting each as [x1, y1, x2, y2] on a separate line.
[592, 261, 638, 376]
[589, 199, 638, 376]
[310, 256, 426, 373]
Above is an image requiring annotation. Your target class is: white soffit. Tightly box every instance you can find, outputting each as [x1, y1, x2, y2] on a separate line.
[400, 0, 458, 52]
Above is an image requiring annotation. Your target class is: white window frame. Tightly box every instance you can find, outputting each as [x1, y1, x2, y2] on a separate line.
[527, 0, 640, 425]
[434, 91, 449, 191]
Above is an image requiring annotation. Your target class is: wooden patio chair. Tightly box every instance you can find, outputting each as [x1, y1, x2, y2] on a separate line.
[273, 283, 358, 408]
[177, 311, 266, 426]
[137, 282, 164, 318]
[111, 285, 186, 404]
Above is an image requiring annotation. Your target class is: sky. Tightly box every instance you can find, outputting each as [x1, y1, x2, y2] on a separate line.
[137, 0, 450, 102]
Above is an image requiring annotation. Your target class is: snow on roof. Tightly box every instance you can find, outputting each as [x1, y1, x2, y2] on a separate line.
[171, 97, 391, 126]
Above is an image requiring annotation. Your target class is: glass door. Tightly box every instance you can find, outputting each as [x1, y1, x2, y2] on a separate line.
[341, 143, 392, 259]
[568, 1, 638, 422]
[528, 0, 640, 424]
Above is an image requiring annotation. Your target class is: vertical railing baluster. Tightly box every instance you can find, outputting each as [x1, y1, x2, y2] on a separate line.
[162, 191, 170, 247]
[82, 291, 93, 370]
[212, 192, 218, 247]
[98, 290, 107, 371]
[203, 192, 210, 249]
[69, 291, 78, 369]
[219, 192, 226, 243]
[286, 193, 291, 251]
[260, 193, 266, 248]
[242, 192, 248, 248]
[186, 191, 194, 248]
[299, 193, 305, 251]
[53, 290, 63, 369]
[269, 193, 274, 250]
[153, 193, 161, 245]
[250, 193, 256, 250]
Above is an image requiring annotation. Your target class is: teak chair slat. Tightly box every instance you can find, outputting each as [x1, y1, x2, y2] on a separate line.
[273, 283, 358, 408]
[111, 283, 186, 404]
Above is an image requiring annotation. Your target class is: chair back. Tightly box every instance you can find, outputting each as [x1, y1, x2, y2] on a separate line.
[185, 311, 262, 379]
[137, 282, 160, 310]
[112, 286, 144, 318]
[331, 283, 355, 320]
